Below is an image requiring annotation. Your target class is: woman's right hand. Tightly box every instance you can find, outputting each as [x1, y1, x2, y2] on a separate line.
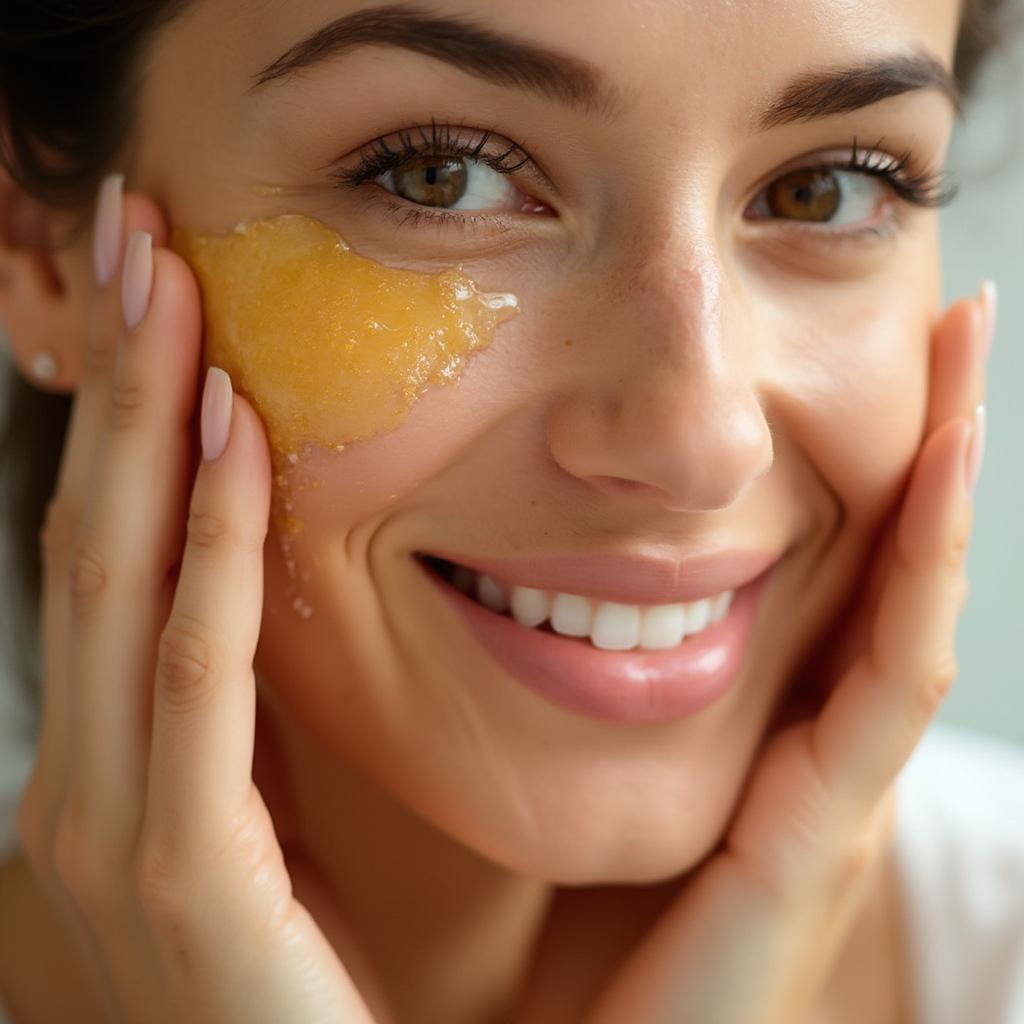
[14, 175, 381, 1024]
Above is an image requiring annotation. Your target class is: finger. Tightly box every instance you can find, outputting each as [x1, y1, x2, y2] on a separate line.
[67, 239, 203, 843]
[145, 376, 272, 850]
[27, 178, 168, 845]
[923, 286, 991, 439]
[812, 411, 977, 815]
[49, 179, 170, 539]
[782, 288, 991, 720]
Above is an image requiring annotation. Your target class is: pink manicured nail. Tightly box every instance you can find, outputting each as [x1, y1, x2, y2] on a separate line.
[201, 366, 233, 462]
[121, 231, 153, 329]
[979, 280, 997, 360]
[964, 404, 986, 496]
[93, 172, 125, 287]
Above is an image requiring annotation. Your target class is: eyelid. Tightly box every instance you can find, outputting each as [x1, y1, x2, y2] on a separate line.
[333, 120, 558, 196]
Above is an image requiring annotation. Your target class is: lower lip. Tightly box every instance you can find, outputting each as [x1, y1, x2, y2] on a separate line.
[420, 560, 776, 724]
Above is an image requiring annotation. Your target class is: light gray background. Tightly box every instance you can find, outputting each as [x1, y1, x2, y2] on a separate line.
[938, 26, 1024, 746]
[0, 25, 1022, 754]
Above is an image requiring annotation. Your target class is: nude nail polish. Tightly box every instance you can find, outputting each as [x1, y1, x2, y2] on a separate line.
[201, 366, 233, 462]
[93, 172, 125, 287]
[122, 231, 153, 329]
[965, 404, 986, 496]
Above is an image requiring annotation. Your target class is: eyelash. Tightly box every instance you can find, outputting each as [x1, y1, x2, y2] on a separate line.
[840, 137, 955, 207]
[331, 122, 957, 234]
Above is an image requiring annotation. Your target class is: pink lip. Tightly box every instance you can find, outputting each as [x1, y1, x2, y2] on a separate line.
[424, 548, 781, 605]
[419, 557, 780, 724]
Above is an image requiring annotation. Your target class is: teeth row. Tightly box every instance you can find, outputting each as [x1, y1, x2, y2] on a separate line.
[451, 566, 734, 651]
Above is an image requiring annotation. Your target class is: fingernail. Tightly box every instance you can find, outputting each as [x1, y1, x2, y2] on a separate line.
[979, 280, 998, 361]
[93, 172, 125, 287]
[964, 404, 986, 496]
[201, 366, 233, 462]
[121, 230, 153, 329]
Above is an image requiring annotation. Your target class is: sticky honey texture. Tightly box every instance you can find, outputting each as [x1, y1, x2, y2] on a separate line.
[171, 214, 519, 458]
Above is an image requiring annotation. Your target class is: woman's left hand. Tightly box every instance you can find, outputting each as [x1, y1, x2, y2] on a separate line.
[583, 285, 994, 1024]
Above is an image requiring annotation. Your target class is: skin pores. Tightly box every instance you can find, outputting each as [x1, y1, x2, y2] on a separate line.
[172, 213, 519, 466]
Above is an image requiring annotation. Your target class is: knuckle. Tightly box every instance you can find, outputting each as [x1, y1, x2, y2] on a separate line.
[836, 834, 877, 885]
[81, 335, 116, 382]
[186, 509, 230, 552]
[134, 846, 195, 936]
[68, 541, 109, 612]
[186, 507, 265, 560]
[157, 617, 216, 710]
[913, 659, 959, 724]
[945, 525, 971, 573]
[108, 375, 147, 433]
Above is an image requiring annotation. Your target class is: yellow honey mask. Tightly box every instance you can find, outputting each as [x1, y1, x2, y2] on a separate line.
[172, 213, 519, 618]
[171, 213, 520, 461]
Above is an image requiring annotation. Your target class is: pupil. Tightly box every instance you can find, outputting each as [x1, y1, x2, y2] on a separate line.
[768, 169, 841, 222]
[393, 155, 469, 207]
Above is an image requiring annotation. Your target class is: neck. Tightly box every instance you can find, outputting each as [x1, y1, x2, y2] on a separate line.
[252, 676, 553, 1024]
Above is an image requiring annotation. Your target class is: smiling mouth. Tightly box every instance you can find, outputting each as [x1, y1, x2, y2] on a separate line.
[418, 554, 564, 636]
[414, 553, 739, 651]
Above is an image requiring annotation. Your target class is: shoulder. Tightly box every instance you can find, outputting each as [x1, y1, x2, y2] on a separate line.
[0, 852, 108, 1024]
[891, 722, 1024, 1024]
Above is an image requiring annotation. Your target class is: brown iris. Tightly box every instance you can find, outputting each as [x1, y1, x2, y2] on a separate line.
[766, 168, 841, 222]
[392, 154, 469, 207]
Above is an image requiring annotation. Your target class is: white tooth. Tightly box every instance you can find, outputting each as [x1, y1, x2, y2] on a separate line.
[476, 574, 509, 613]
[452, 565, 475, 595]
[550, 593, 594, 637]
[685, 597, 712, 636]
[590, 602, 641, 650]
[638, 603, 687, 650]
[709, 590, 734, 623]
[510, 586, 550, 628]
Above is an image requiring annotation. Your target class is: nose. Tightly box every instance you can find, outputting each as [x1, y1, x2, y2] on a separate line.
[547, 250, 773, 512]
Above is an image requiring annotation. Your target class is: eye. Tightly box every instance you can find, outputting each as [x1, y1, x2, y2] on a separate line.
[378, 152, 527, 212]
[746, 166, 887, 228]
[743, 142, 954, 234]
[332, 123, 554, 223]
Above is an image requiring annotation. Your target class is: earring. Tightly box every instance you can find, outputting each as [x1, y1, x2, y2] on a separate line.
[30, 349, 58, 382]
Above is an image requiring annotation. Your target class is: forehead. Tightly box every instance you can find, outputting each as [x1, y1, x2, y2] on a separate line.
[161, 0, 964, 88]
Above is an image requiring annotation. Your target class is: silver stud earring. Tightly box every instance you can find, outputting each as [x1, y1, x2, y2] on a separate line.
[30, 349, 59, 382]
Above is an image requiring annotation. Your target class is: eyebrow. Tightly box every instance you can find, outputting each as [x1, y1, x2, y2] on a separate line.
[251, 5, 962, 129]
[250, 3, 621, 118]
[756, 51, 962, 130]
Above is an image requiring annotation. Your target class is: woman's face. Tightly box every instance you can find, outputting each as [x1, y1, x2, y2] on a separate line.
[115, 0, 961, 882]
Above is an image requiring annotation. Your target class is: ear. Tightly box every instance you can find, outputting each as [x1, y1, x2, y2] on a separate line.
[0, 166, 88, 395]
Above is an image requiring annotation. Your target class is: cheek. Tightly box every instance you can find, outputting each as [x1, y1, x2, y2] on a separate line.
[778, 297, 930, 525]
[173, 213, 519, 463]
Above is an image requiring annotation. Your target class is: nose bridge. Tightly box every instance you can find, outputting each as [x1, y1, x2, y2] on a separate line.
[546, 231, 773, 512]
[616, 225, 727, 369]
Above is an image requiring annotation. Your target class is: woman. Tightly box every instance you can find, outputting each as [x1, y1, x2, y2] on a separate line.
[0, 1, 1020, 1022]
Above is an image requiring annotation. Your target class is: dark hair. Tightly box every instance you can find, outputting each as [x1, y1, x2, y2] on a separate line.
[0, 0, 1018, 711]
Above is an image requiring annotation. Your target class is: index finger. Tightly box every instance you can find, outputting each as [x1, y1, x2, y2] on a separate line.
[811, 410, 977, 815]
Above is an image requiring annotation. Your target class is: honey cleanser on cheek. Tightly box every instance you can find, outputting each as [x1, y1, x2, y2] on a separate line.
[172, 213, 520, 460]
[172, 213, 519, 618]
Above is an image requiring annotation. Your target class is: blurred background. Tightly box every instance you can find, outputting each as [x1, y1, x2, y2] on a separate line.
[0, 15, 1022, 856]
[939, 22, 1024, 747]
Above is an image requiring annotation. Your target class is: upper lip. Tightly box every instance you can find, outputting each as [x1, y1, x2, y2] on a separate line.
[424, 547, 784, 606]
